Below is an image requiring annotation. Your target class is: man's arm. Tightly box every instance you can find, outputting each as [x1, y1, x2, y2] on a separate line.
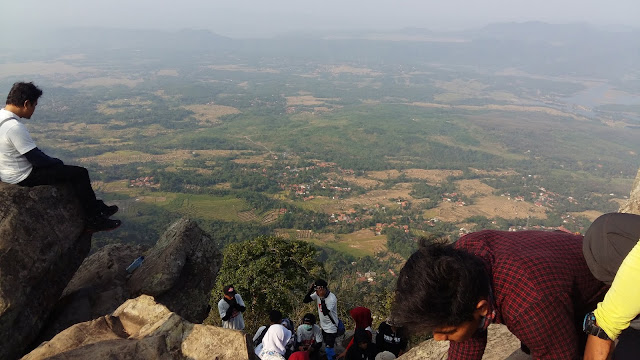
[303, 283, 316, 303]
[584, 335, 614, 360]
[593, 241, 640, 340]
[24, 147, 63, 167]
[447, 330, 488, 360]
[234, 294, 246, 312]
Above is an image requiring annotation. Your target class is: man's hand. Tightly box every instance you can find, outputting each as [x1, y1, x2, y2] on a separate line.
[584, 334, 614, 360]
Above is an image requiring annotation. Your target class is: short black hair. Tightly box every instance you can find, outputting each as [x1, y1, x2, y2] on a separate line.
[314, 279, 328, 287]
[302, 313, 316, 324]
[6, 82, 43, 106]
[391, 242, 490, 334]
[269, 310, 283, 324]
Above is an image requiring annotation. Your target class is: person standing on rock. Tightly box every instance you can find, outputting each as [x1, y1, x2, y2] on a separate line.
[392, 230, 608, 360]
[0, 82, 120, 232]
[218, 284, 246, 330]
[303, 279, 339, 360]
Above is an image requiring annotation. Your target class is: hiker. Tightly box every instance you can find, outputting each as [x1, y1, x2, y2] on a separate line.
[345, 328, 376, 360]
[392, 230, 608, 359]
[303, 279, 339, 360]
[0, 82, 120, 232]
[338, 307, 373, 359]
[218, 285, 246, 330]
[258, 310, 293, 360]
[375, 319, 407, 357]
[582, 212, 640, 360]
[295, 313, 323, 360]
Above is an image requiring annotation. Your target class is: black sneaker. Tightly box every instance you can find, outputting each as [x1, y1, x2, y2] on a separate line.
[96, 200, 119, 217]
[86, 217, 122, 233]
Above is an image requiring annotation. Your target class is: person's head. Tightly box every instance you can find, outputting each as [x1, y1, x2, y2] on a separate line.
[5, 82, 42, 119]
[314, 279, 328, 298]
[375, 351, 396, 360]
[354, 328, 370, 350]
[302, 313, 316, 330]
[350, 307, 372, 329]
[391, 241, 491, 342]
[583, 212, 640, 285]
[223, 284, 237, 300]
[269, 309, 283, 324]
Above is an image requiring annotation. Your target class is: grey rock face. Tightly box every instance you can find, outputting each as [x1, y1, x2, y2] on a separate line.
[127, 218, 223, 323]
[0, 183, 89, 360]
[39, 218, 222, 347]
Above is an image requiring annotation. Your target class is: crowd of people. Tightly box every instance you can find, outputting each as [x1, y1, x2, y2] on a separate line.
[218, 279, 407, 360]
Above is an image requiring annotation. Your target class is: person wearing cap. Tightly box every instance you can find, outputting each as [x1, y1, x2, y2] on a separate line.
[582, 212, 640, 360]
[218, 284, 246, 330]
[392, 231, 607, 360]
[375, 319, 407, 357]
[296, 313, 323, 360]
[303, 279, 339, 360]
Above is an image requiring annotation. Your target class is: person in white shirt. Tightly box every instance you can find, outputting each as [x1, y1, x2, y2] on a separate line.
[217, 284, 246, 330]
[303, 279, 339, 360]
[258, 310, 292, 360]
[296, 313, 323, 360]
[0, 82, 120, 232]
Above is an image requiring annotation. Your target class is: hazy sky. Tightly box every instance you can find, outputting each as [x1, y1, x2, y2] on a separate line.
[9, 0, 640, 38]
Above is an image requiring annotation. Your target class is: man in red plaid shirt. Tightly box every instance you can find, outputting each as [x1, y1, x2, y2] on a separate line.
[392, 230, 608, 359]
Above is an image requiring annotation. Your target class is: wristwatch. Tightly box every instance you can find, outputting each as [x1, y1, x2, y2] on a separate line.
[583, 312, 611, 340]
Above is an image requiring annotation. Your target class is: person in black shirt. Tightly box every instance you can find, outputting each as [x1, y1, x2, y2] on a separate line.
[376, 320, 407, 357]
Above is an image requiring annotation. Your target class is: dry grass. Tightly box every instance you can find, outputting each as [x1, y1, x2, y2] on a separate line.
[569, 210, 604, 222]
[431, 195, 547, 222]
[182, 104, 241, 125]
[403, 169, 463, 183]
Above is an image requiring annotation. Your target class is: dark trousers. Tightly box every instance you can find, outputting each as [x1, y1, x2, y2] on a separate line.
[614, 328, 640, 359]
[19, 164, 98, 217]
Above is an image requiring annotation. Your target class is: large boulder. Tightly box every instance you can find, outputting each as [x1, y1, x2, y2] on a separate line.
[37, 218, 222, 346]
[23, 295, 253, 360]
[0, 182, 89, 360]
[619, 169, 640, 214]
[127, 218, 222, 323]
[34, 243, 145, 344]
[398, 324, 529, 360]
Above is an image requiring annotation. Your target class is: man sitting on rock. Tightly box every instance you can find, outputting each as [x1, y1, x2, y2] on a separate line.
[0, 82, 120, 232]
[392, 230, 608, 359]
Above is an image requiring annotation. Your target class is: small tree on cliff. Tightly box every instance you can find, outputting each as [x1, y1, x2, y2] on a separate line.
[207, 236, 324, 332]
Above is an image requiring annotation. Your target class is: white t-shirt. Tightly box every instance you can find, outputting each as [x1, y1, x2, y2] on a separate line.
[310, 291, 338, 333]
[0, 109, 36, 184]
[296, 324, 323, 348]
[217, 293, 245, 330]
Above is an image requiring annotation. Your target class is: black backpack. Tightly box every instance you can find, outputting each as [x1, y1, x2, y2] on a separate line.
[253, 324, 270, 348]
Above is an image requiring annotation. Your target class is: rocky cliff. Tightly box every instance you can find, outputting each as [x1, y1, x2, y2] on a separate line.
[619, 169, 640, 214]
[36, 218, 222, 348]
[23, 295, 252, 360]
[0, 183, 90, 360]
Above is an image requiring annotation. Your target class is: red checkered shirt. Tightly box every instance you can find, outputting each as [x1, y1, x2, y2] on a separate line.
[448, 230, 607, 360]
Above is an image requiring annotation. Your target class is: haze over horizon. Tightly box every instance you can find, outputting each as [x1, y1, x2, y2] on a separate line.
[8, 0, 640, 38]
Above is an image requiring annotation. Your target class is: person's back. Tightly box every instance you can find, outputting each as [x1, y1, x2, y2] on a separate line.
[392, 230, 607, 360]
